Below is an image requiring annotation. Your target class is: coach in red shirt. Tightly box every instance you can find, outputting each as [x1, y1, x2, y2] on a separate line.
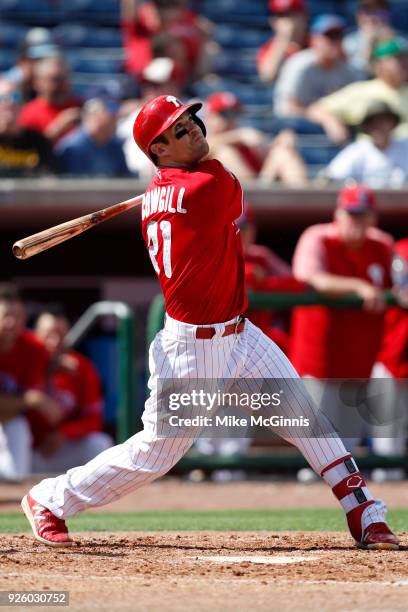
[291, 185, 393, 378]
[290, 185, 394, 449]
[18, 56, 81, 143]
[371, 238, 408, 466]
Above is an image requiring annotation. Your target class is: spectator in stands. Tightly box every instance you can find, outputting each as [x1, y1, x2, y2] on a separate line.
[290, 185, 394, 450]
[324, 100, 408, 187]
[18, 56, 81, 143]
[117, 57, 183, 178]
[0, 284, 61, 482]
[3, 27, 60, 103]
[274, 14, 358, 117]
[121, 0, 213, 81]
[0, 79, 55, 177]
[32, 309, 113, 473]
[257, 0, 309, 83]
[343, 0, 396, 78]
[55, 98, 130, 177]
[308, 38, 408, 143]
[205, 91, 308, 184]
[370, 238, 408, 480]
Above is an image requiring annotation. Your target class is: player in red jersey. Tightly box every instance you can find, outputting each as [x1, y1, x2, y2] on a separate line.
[290, 186, 394, 451]
[31, 310, 113, 472]
[22, 96, 399, 550]
[371, 238, 408, 476]
[0, 283, 61, 481]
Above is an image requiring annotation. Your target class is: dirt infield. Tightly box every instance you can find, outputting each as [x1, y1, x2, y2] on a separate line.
[1, 480, 408, 611]
[2, 478, 408, 512]
[1, 531, 408, 611]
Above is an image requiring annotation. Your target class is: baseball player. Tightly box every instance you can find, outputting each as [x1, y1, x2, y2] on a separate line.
[22, 95, 398, 550]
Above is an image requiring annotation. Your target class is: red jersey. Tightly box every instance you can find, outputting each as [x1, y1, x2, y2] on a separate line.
[377, 238, 408, 378]
[122, 3, 202, 76]
[18, 97, 81, 140]
[290, 223, 393, 378]
[0, 329, 48, 394]
[141, 159, 247, 324]
[48, 351, 103, 439]
[0, 330, 50, 446]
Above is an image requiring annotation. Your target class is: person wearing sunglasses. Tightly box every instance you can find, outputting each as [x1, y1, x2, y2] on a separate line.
[274, 14, 359, 117]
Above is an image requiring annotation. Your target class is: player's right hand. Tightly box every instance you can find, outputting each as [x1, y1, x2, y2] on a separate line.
[23, 390, 62, 425]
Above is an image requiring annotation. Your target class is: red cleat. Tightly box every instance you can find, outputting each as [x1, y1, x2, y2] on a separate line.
[359, 522, 400, 551]
[21, 494, 74, 547]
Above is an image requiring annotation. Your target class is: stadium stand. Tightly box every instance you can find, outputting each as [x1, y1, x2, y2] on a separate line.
[0, 0, 407, 174]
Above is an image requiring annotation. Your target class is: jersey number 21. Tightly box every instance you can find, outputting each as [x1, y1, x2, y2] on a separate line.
[147, 221, 172, 278]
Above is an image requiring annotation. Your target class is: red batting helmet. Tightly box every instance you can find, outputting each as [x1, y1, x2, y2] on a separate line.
[133, 95, 205, 162]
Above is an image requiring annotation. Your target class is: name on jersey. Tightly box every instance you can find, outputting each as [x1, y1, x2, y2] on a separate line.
[142, 186, 186, 220]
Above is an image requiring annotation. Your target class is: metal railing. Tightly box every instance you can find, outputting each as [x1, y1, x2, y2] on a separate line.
[66, 301, 136, 442]
[146, 289, 401, 345]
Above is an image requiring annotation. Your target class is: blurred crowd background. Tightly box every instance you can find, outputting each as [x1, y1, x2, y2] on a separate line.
[1, 0, 408, 183]
[0, 0, 408, 483]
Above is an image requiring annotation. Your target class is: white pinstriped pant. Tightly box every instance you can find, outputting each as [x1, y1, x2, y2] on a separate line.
[31, 316, 348, 520]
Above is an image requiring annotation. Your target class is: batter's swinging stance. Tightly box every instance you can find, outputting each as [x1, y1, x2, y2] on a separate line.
[22, 96, 399, 550]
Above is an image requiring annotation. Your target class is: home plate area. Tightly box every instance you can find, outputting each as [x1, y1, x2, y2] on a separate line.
[1, 531, 408, 611]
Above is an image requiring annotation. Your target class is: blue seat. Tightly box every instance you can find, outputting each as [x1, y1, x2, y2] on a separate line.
[71, 72, 136, 100]
[198, 0, 268, 26]
[53, 23, 122, 48]
[213, 51, 257, 77]
[0, 21, 28, 48]
[0, 0, 64, 24]
[390, 0, 408, 32]
[298, 135, 342, 166]
[66, 0, 119, 25]
[66, 50, 123, 74]
[0, 48, 17, 71]
[214, 24, 270, 49]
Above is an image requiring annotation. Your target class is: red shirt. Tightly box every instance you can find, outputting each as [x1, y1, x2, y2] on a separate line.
[49, 351, 103, 439]
[256, 38, 306, 75]
[141, 159, 247, 324]
[290, 223, 393, 378]
[377, 238, 408, 378]
[122, 4, 202, 76]
[0, 329, 48, 394]
[0, 330, 50, 445]
[18, 97, 80, 140]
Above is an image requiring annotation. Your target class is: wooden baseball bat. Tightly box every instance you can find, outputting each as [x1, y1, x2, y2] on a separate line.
[12, 193, 144, 260]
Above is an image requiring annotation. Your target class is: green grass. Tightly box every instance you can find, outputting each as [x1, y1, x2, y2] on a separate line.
[1, 508, 408, 534]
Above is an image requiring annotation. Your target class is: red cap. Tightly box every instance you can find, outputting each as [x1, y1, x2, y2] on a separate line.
[269, 0, 307, 14]
[133, 95, 203, 161]
[336, 185, 377, 213]
[206, 92, 241, 114]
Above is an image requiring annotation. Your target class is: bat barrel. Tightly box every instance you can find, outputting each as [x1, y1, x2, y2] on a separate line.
[12, 193, 143, 260]
[12, 242, 26, 260]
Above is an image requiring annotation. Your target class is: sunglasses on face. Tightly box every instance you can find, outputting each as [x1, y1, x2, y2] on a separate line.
[323, 29, 344, 41]
[361, 9, 390, 22]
